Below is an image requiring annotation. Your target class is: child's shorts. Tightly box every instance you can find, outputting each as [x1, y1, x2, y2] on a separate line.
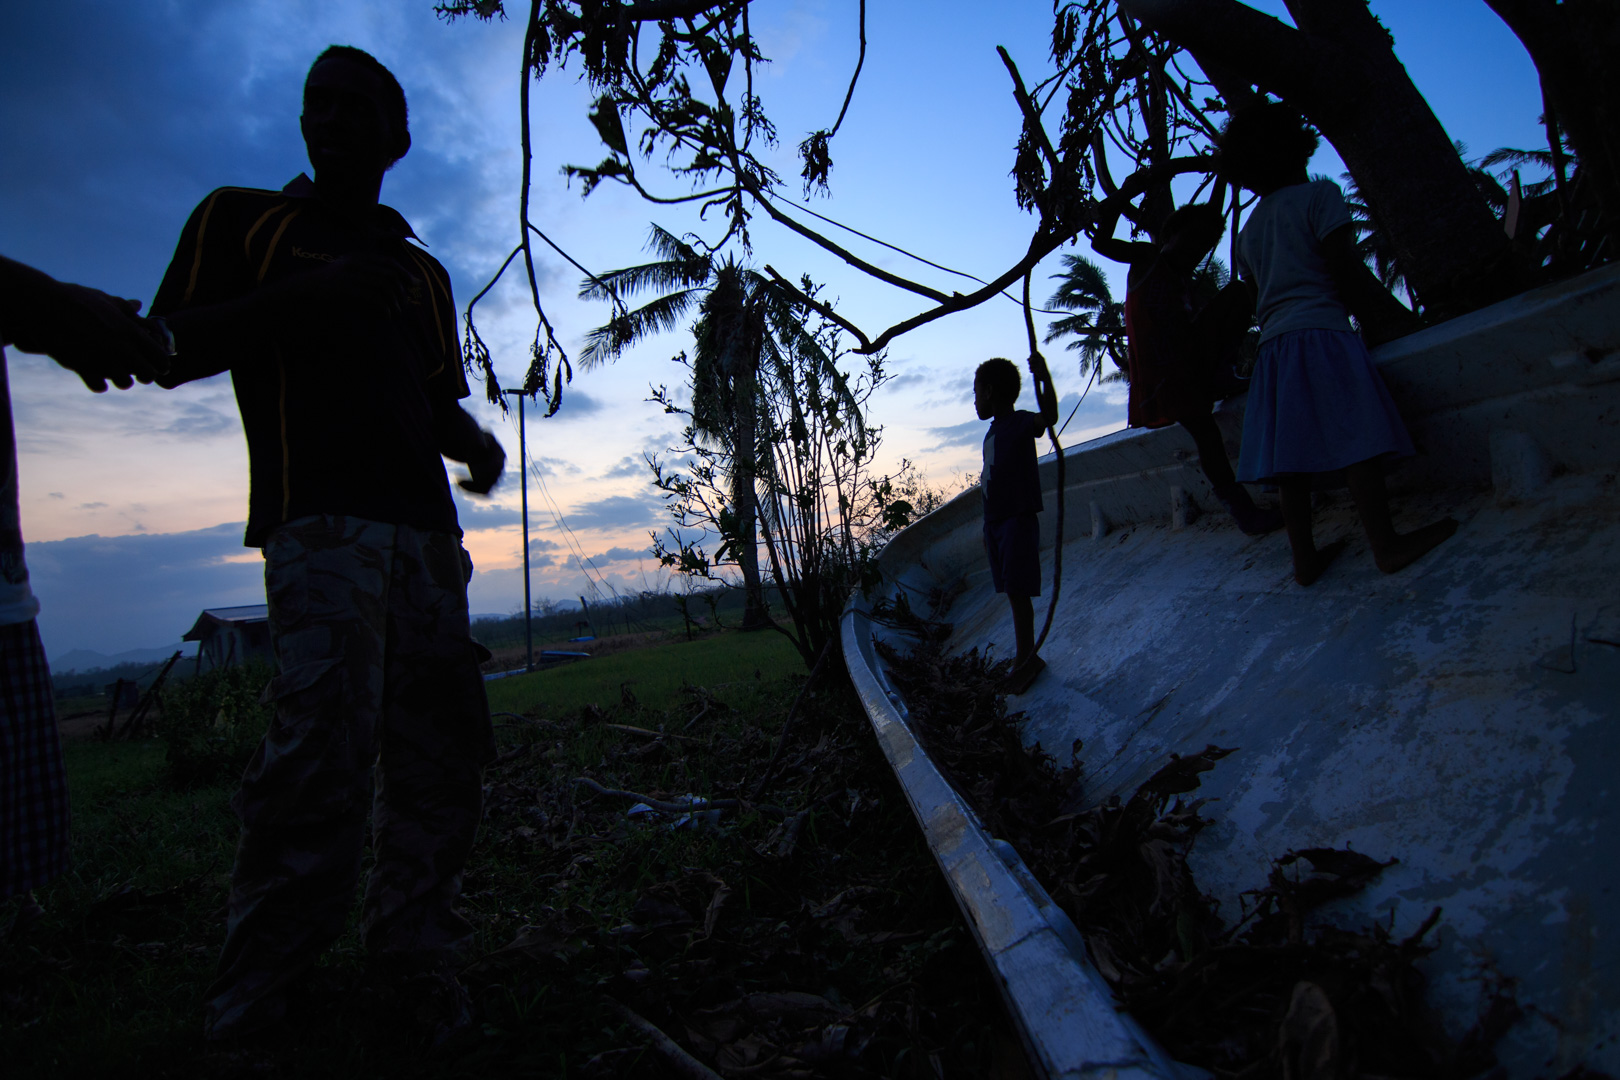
[984, 513, 1041, 596]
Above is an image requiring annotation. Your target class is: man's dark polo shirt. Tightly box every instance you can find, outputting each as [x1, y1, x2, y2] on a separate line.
[152, 175, 468, 548]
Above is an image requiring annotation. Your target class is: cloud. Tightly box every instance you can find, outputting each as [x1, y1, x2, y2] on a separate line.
[530, 455, 583, 477]
[154, 398, 240, 439]
[917, 368, 978, 413]
[921, 389, 1125, 453]
[77, 502, 109, 511]
[454, 495, 525, 529]
[1053, 388, 1125, 438]
[527, 538, 561, 555]
[598, 455, 649, 480]
[879, 370, 928, 393]
[564, 493, 662, 530]
[923, 418, 984, 451]
[48, 492, 63, 499]
[27, 522, 263, 659]
[582, 545, 651, 566]
[546, 388, 605, 418]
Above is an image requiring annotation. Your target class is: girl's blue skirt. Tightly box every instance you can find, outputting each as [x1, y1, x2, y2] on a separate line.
[1237, 327, 1414, 483]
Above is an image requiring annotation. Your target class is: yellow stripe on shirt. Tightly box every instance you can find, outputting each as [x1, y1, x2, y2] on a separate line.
[405, 248, 449, 376]
[180, 187, 276, 306]
[257, 207, 303, 283]
[244, 202, 289, 262]
[179, 190, 225, 306]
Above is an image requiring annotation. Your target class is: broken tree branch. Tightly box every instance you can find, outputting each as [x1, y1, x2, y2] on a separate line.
[603, 997, 724, 1080]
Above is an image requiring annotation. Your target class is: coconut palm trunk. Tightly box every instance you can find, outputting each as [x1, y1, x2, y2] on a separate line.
[702, 265, 771, 630]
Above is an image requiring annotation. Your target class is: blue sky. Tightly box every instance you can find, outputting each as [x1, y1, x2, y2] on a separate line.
[0, 1, 1546, 659]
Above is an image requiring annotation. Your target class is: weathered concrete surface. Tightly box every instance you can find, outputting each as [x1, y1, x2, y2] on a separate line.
[851, 262, 1620, 1077]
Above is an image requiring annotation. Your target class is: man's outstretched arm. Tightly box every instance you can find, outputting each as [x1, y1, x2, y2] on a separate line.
[157, 254, 416, 387]
[0, 255, 169, 391]
[434, 398, 505, 495]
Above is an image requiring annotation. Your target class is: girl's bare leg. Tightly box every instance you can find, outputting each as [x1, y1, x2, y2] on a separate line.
[1343, 461, 1458, 573]
[1281, 478, 1345, 586]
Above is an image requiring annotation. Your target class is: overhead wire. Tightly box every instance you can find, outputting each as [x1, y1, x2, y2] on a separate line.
[772, 191, 1073, 316]
[1056, 362, 1100, 438]
[502, 406, 612, 601]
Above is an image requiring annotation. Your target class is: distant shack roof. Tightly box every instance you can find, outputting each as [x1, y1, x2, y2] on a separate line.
[182, 604, 269, 642]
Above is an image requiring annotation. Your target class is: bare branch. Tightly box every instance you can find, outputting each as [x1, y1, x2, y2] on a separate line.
[749, 187, 951, 303]
[998, 46, 1064, 177]
[761, 266, 872, 351]
[828, 0, 867, 139]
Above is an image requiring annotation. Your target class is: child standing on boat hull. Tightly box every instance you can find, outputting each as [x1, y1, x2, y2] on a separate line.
[1220, 103, 1457, 586]
[975, 357, 1059, 691]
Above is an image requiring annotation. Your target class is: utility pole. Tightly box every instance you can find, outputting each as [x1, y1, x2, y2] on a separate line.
[504, 389, 534, 672]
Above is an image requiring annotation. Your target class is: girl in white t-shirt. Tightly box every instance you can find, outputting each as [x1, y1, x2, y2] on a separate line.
[1220, 103, 1457, 586]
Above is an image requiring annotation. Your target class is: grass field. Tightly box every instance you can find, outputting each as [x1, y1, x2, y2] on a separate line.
[485, 629, 805, 716]
[3, 628, 1022, 1078]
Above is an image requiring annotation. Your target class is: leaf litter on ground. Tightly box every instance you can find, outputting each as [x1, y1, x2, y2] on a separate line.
[436, 660, 1034, 1078]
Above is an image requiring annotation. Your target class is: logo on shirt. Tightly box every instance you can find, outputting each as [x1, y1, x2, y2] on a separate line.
[291, 246, 336, 262]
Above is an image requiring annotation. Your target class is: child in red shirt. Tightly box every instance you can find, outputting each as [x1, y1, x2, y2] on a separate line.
[1120, 203, 1283, 535]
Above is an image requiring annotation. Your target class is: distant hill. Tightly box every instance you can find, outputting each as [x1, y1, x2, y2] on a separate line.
[52, 643, 193, 674]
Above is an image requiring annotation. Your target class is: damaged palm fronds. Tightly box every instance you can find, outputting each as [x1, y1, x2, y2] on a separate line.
[457, 670, 1031, 1078]
[874, 608, 1522, 1080]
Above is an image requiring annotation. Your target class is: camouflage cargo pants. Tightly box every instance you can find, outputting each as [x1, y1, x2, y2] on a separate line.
[203, 515, 496, 1039]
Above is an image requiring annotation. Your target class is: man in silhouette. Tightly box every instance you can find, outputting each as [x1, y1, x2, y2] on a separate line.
[0, 255, 168, 932]
[150, 45, 505, 1041]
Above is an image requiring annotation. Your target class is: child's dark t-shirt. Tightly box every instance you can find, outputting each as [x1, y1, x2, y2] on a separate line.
[981, 411, 1045, 524]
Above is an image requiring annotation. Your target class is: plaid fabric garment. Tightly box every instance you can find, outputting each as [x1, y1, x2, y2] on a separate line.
[1, 619, 69, 898]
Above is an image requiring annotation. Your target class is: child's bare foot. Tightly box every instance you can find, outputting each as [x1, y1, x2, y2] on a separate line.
[1374, 517, 1459, 574]
[1293, 539, 1348, 587]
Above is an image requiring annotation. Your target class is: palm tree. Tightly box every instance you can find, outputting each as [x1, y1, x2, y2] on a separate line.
[577, 224, 712, 369]
[1043, 253, 1128, 384]
[1341, 133, 1604, 308]
[578, 226, 776, 628]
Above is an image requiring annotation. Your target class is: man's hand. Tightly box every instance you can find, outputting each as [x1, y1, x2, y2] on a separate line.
[0, 257, 171, 392]
[457, 429, 506, 496]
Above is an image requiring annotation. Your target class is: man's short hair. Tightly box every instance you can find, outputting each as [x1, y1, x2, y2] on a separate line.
[1218, 102, 1319, 193]
[310, 45, 411, 164]
[976, 357, 1021, 407]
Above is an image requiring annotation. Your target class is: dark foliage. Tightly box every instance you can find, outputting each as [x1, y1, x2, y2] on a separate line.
[154, 661, 274, 789]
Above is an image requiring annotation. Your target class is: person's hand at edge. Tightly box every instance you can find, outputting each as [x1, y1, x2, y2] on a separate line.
[457, 429, 505, 496]
[0, 256, 170, 392]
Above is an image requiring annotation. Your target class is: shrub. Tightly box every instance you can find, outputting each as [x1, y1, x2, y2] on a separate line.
[156, 661, 274, 789]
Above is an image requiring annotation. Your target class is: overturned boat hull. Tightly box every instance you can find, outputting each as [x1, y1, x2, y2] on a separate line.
[846, 263, 1620, 1077]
